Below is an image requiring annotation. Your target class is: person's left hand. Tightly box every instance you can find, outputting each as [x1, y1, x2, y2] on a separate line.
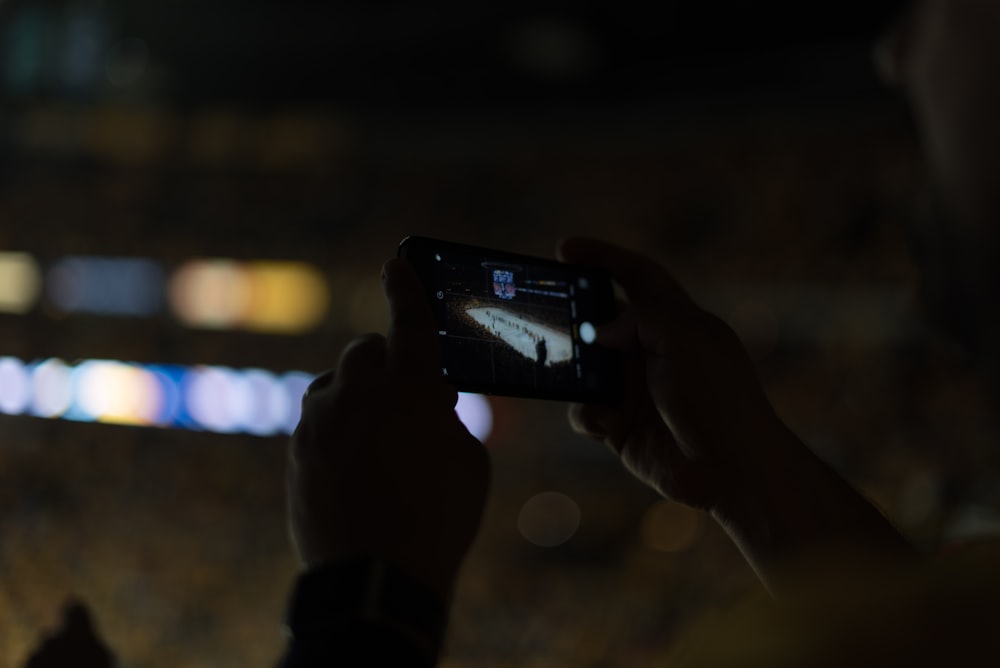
[287, 257, 490, 601]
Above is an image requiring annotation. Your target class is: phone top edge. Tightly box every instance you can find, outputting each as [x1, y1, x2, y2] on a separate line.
[396, 235, 612, 277]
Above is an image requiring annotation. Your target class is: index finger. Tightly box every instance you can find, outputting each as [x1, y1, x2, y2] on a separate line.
[381, 257, 442, 376]
[556, 237, 690, 305]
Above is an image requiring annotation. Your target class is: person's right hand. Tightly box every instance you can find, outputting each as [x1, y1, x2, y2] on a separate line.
[558, 238, 791, 514]
[559, 238, 915, 594]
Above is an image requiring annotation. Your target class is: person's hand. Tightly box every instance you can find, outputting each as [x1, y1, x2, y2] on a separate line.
[287, 257, 490, 600]
[559, 238, 914, 595]
[558, 237, 790, 514]
[24, 600, 114, 668]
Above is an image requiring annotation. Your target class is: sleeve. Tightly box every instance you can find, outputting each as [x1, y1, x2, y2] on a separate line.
[278, 558, 448, 668]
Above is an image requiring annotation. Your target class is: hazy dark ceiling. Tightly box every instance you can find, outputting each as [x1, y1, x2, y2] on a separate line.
[3, 1, 909, 109]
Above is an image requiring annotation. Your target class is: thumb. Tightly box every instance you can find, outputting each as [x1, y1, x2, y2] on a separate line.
[568, 403, 627, 455]
[593, 307, 636, 350]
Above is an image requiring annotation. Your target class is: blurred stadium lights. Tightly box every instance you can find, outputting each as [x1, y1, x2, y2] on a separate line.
[0, 355, 493, 440]
[0, 248, 921, 345]
[166, 260, 252, 329]
[9, 106, 346, 168]
[2, 3, 111, 98]
[104, 37, 149, 87]
[48, 256, 165, 316]
[28, 358, 73, 418]
[182, 365, 292, 434]
[59, 5, 108, 93]
[0, 357, 32, 414]
[71, 359, 171, 425]
[0, 251, 330, 333]
[169, 260, 330, 333]
[2, 6, 47, 95]
[0, 252, 42, 314]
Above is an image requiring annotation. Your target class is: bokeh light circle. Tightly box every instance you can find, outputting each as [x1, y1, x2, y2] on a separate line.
[640, 499, 702, 553]
[184, 366, 244, 432]
[241, 368, 290, 436]
[281, 371, 314, 435]
[517, 491, 581, 548]
[0, 357, 31, 414]
[30, 359, 73, 418]
[74, 360, 165, 424]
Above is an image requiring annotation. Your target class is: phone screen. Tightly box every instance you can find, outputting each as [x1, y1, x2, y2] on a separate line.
[399, 236, 622, 403]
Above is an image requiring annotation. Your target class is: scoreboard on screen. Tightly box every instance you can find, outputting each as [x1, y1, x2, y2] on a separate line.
[493, 269, 516, 300]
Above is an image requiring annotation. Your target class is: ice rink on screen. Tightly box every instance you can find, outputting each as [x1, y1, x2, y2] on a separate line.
[466, 307, 572, 366]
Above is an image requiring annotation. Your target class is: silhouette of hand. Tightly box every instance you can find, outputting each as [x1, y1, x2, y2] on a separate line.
[287, 257, 490, 600]
[559, 238, 789, 513]
[24, 600, 114, 668]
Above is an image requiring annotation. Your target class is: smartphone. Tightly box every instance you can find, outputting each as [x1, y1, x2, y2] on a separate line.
[398, 236, 623, 403]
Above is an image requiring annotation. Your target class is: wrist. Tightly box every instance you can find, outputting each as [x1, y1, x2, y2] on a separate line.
[286, 556, 449, 661]
[708, 420, 841, 557]
[708, 422, 915, 595]
[298, 543, 461, 605]
[708, 420, 813, 519]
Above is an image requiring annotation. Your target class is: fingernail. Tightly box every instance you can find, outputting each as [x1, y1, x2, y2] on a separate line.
[381, 259, 395, 282]
[304, 370, 335, 398]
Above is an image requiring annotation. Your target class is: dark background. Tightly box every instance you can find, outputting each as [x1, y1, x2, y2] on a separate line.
[2, 2, 999, 667]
